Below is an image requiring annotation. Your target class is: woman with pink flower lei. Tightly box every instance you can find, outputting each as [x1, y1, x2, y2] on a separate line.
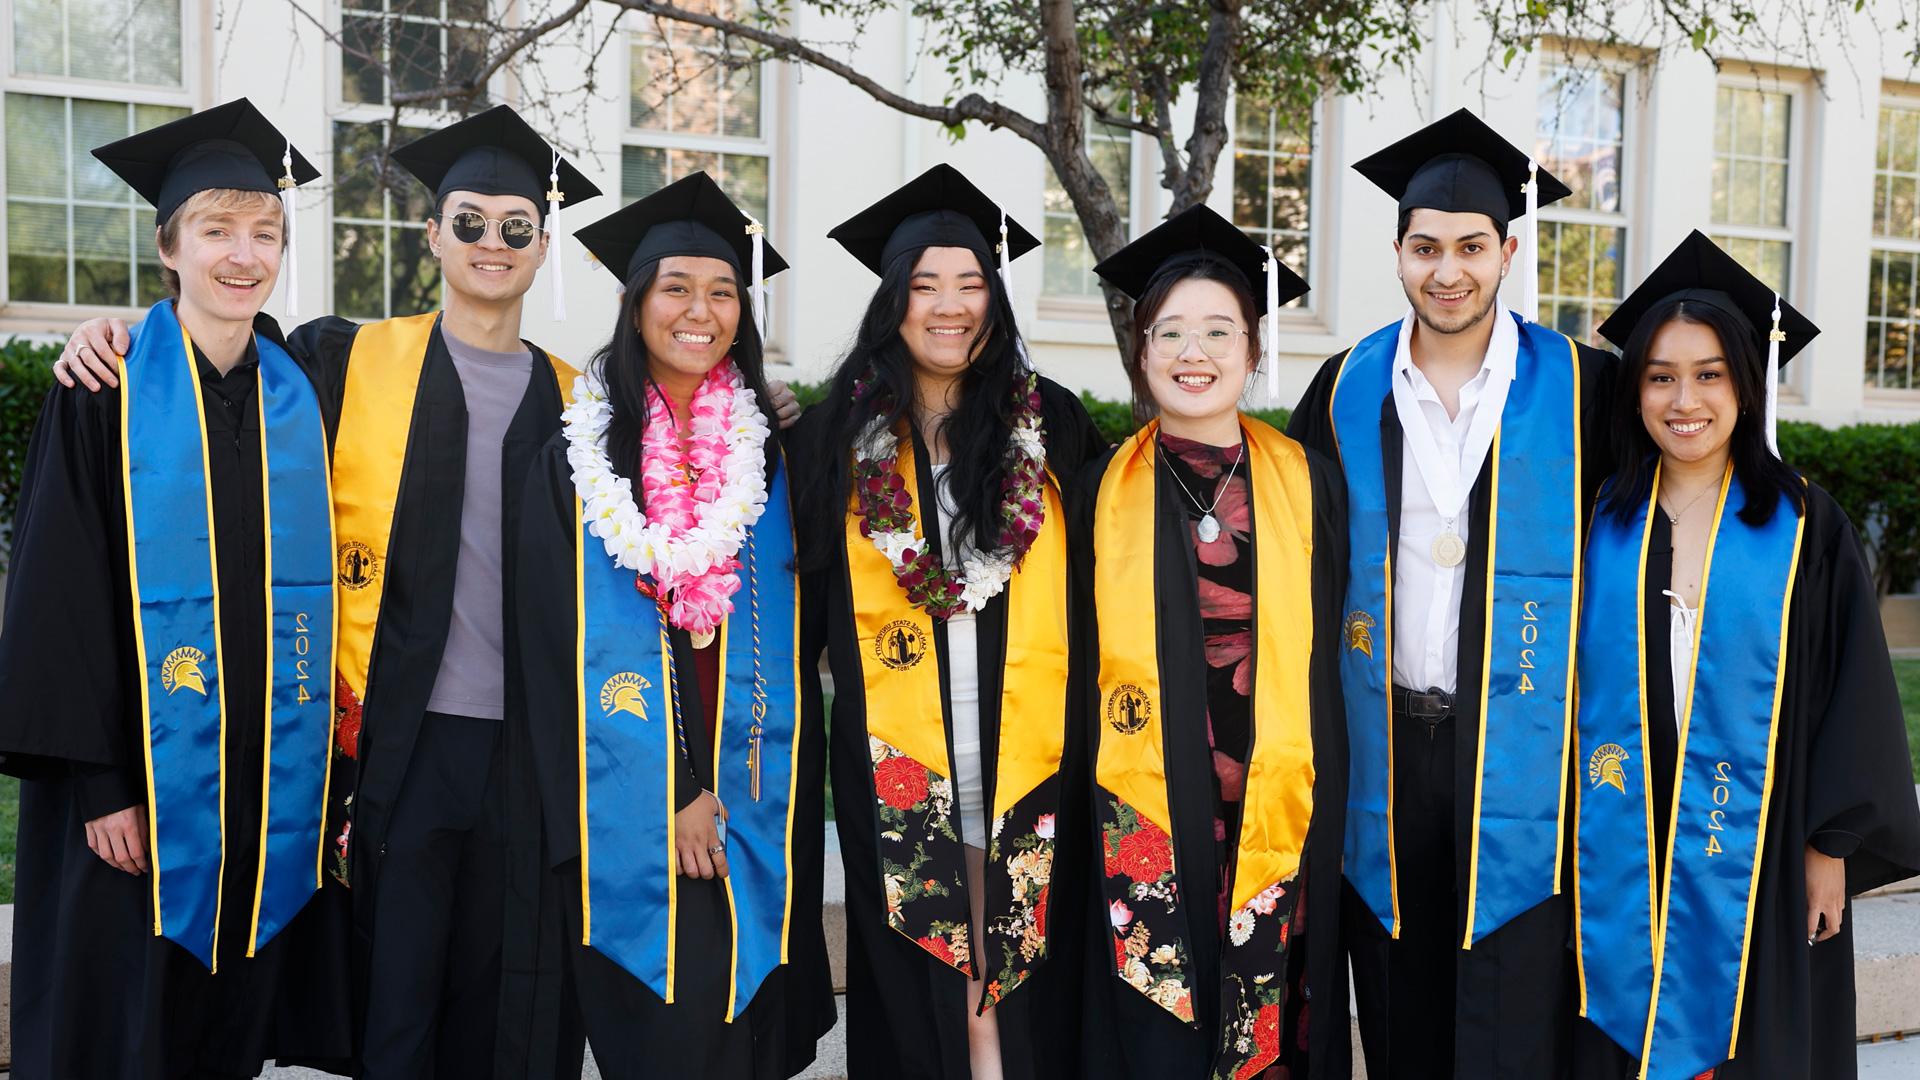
[1073, 206, 1350, 1080]
[790, 166, 1105, 1079]
[510, 173, 833, 1078]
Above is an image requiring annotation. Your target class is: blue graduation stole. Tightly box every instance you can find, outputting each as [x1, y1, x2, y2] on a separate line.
[120, 299, 336, 970]
[1575, 465, 1804, 1079]
[1331, 311, 1583, 944]
[575, 451, 800, 1019]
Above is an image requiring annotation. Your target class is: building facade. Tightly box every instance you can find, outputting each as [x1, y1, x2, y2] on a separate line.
[3, 1, 1917, 425]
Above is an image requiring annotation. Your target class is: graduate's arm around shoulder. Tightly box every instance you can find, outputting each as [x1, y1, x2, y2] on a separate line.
[0, 380, 150, 873]
[1795, 482, 1920, 898]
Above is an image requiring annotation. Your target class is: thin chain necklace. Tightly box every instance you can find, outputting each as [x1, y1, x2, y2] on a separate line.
[1162, 438, 1243, 543]
[1660, 483, 1715, 526]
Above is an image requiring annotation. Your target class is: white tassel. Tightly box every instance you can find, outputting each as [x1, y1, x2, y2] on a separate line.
[278, 141, 298, 321]
[746, 214, 767, 344]
[1521, 157, 1539, 324]
[1766, 294, 1784, 457]
[546, 151, 567, 322]
[1001, 209, 1031, 371]
[1264, 245, 1280, 407]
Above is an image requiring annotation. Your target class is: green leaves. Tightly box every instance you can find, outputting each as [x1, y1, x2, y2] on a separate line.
[0, 338, 59, 572]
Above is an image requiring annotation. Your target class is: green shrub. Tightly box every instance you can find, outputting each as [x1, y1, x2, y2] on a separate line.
[1, 338, 59, 570]
[1778, 419, 1920, 595]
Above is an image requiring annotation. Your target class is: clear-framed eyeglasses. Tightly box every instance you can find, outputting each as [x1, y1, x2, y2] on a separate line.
[1147, 317, 1249, 360]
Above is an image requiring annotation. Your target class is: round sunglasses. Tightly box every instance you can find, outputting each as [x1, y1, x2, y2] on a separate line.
[442, 211, 540, 249]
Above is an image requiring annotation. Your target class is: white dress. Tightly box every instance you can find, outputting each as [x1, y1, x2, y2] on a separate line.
[932, 464, 988, 849]
[1663, 589, 1699, 731]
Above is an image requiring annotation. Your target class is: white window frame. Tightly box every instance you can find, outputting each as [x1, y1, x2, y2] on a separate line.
[1533, 55, 1638, 346]
[0, 0, 196, 323]
[1224, 94, 1326, 322]
[326, 2, 507, 321]
[1865, 92, 1920, 399]
[1038, 114, 1138, 317]
[619, 20, 780, 347]
[1710, 71, 1809, 395]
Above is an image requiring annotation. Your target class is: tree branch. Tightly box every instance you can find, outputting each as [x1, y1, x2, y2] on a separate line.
[391, 0, 596, 106]
[607, 0, 1047, 143]
[1171, 0, 1240, 214]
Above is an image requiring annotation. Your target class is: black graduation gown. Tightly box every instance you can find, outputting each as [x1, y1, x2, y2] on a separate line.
[1572, 483, 1920, 1080]
[1287, 335, 1616, 1079]
[1068, 435, 1353, 1080]
[512, 433, 835, 1079]
[0, 320, 354, 1079]
[789, 376, 1103, 1080]
[283, 314, 579, 1076]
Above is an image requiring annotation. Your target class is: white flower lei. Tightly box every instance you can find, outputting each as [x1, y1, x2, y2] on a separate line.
[562, 364, 771, 586]
[851, 403, 1047, 614]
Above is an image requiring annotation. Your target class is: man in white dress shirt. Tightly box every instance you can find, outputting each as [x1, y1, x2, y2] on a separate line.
[1289, 110, 1617, 1080]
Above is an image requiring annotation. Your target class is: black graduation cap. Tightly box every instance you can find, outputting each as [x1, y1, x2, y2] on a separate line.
[827, 163, 1039, 276]
[575, 171, 788, 286]
[1352, 108, 1571, 227]
[91, 98, 319, 225]
[1092, 204, 1308, 315]
[1596, 230, 1820, 363]
[390, 104, 601, 214]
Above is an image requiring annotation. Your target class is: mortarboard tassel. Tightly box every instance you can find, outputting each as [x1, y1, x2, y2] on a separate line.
[546, 151, 567, 322]
[1265, 245, 1281, 406]
[1001, 209, 1032, 371]
[278, 141, 298, 321]
[1766, 294, 1785, 457]
[746, 214, 767, 344]
[1521, 157, 1539, 324]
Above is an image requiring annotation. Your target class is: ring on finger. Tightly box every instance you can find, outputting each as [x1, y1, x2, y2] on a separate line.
[708, 844, 726, 855]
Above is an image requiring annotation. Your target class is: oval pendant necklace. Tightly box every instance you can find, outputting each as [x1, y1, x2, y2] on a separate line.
[1164, 443, 1242, 543]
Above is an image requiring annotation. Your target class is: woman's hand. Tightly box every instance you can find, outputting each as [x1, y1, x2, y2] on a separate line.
[675, 789, 730, 879]
[85, 804, 149, 875]
[54, 318, 131, 391]
[1805, 843, 1846, 944]
[766, 379, 801, 429]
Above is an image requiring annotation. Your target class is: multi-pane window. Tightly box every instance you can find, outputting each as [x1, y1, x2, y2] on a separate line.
[11, 0, 183, 87]
[1043, 115, 1132, 299]
[332, 121, 440, 321]
[1867, 103, 1920, 390]
[341, 0, 489, 110]
[1711, 85, 1794, 294]
[1232, 97, 1313, 310]
[5, 96, 188, 305]
[1534, 63, 1628, 344]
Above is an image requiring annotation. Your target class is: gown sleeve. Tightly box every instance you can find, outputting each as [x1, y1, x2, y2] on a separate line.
[0, 384, 141, 818]
[1285, 353, 1346, 461]
[1797, 488, 1920, 894]
[282, 315, 364, 438]
[513, 436, 587, 864]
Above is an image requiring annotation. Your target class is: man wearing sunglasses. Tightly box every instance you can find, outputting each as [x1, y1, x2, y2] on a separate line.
[57, 105, 605, 1079]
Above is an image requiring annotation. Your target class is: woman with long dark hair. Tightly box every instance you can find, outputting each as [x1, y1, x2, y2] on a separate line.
[511, 173, 834, 1078]
[790, 164, 1103, 1078]
[1571, 231, 1920, 1080]
[1073, 206, 1349, 1079]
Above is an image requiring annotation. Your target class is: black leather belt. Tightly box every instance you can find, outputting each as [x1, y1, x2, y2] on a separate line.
[1392, 684, 1455, 722]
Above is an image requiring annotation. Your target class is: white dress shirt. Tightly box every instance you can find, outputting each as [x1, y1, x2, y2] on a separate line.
[1388, 305, 1518, 693]
[1664, 590, 1698, 732]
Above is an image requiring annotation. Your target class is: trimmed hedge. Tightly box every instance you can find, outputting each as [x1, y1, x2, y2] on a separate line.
[1, 339, 58, 572]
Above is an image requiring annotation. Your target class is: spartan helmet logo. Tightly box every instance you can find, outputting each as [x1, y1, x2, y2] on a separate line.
[875, 619, 928, 671]
[599, 672, 653, 720]
[337, 540, 379, 591]
[1344, 611, 1376, 658]
[1588, 743, 1630, 794]
[161, 646, 211, 696]
[1105, 683, 1151, 735]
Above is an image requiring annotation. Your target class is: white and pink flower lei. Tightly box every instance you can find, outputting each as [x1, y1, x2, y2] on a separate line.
[563, 359, 771, 635]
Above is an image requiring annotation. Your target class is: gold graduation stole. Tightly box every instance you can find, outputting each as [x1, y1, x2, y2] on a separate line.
[844, 431, 1069, 1005]
[326, 313, 576, 879]
[1093, 418, 1316, 1079]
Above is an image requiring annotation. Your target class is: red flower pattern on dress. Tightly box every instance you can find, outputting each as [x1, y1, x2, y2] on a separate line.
[334, 674, 363, 758]
[1232, 1003, 1284, 1080]
[1193, 474, 1252, 566]
[874, 753, 931, 810]
[981, 797, 1058, 1007]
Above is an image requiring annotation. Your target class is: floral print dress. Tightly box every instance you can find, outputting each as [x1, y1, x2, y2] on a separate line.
[1162, 433, 1311, 1078]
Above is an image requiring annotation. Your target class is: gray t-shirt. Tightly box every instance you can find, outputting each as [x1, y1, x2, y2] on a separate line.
[425, 328, 535, 720]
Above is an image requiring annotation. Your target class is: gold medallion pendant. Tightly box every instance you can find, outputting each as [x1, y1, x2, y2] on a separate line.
[1431, 530, 1467, 568]
[690, 628, 717, 650]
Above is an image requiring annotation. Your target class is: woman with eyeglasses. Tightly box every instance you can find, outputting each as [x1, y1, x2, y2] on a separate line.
[1073, 206, 1350, 1080]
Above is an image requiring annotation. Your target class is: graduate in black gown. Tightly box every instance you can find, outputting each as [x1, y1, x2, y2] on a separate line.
[789, 165, 1104, 1079]
[1071, 206, 1350, 1080]
[1286, 110, 1616, 1079]
[0, 101, 353, 1078]
[1569, 231, 1920, 1080]
[512, 172, 834, 1078]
